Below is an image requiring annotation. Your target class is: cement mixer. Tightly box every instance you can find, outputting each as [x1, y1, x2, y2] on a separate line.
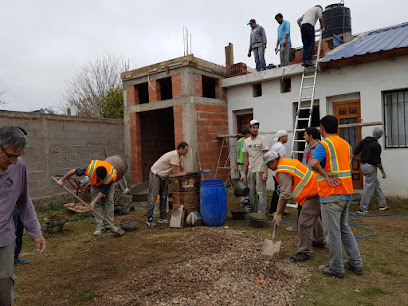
[104, 155, 128, 180]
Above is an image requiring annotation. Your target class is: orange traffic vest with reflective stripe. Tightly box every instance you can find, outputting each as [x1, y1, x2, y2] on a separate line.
[315, 135, 354, 197]
[85, 160, 117, 186]
[275, 158, 318, 206]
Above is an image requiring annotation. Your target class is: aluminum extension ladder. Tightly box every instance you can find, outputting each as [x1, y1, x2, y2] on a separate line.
[291, 29, 323, 158]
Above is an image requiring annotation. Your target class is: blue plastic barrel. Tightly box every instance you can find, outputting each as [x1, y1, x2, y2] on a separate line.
[200, 179, 227, 227]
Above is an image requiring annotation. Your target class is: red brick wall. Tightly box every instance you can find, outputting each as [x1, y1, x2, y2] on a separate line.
[195, 104, 229, 180]
[172, 74, 182, 98]
[194, 74, 203, 96]
[127, 85, 139, 105]
[129, 112, 143, 184]
[148, 79, 161, 102]
[291, 40, 329, 64]
[215, 79, 227, 101]
[173, 105, 183, 146]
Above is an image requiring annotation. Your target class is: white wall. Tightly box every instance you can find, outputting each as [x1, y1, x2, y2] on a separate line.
[226, 55, 408, 197]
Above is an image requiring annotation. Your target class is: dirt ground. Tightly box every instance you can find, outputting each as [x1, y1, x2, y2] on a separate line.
[13, 193, 408, 306]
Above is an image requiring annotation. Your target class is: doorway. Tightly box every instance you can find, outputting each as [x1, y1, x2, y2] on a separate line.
[333, 100, 363, 188]
[236, 113, 253, 133]
[139, 107, 175, 180]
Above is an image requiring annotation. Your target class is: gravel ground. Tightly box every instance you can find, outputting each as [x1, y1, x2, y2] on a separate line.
[95, 227, 309, 305]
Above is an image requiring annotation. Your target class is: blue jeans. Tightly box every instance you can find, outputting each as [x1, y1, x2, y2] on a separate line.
[13, 208, 24, 259]
[253, 46, 266, 71]
[301, 23, 315, 62]
[320, 200, 363, 273]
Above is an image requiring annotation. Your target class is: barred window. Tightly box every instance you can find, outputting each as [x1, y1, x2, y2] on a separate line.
[384, 90, 408, 148]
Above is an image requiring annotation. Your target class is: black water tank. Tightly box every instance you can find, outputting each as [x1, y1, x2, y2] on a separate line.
[322, 3, 351, 39]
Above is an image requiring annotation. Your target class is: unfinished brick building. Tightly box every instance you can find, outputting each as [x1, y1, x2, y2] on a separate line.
[121, 55, 229, 185]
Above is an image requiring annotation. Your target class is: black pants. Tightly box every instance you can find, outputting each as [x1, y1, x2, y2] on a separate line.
[13, 208, 24, 259]
[301, 23, 315, 62]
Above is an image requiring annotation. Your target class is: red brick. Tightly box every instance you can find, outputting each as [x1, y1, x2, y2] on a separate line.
[148, 80, 161, 102]
[172, 88, 182, 98]
[127, 85, 139, 105]
[172, 74, 181, 82]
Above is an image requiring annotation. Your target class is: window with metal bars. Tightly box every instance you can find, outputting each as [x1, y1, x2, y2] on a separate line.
[384, 90, 408, 148]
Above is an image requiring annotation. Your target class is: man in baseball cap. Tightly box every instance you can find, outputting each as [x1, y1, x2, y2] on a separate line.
[241, 119, 269, 213]
[263, 150, 325, 263]
[248, 19, 267, 71]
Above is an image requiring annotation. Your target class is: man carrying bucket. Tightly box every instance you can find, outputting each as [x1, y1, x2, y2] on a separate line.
[146, 142, 189, 227]
[241, 120, 269, 213]
[262, 151, 326, 262]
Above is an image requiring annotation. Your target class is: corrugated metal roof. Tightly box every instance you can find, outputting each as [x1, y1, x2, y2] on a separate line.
[321, 22, 408, 63]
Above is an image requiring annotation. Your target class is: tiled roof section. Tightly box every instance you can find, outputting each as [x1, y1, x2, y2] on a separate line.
[321, 22, 408, 63]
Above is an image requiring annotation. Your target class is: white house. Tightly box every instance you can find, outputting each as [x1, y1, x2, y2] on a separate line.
[222, 22, 408, 197]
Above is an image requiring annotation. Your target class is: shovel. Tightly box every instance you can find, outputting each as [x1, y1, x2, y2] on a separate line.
[51, 176, 125, 236]
[261, 221, 281, 256]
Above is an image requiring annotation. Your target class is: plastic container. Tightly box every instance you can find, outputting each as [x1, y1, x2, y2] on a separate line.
[200, 179, 227, 227]
[153, 196, 160, 217]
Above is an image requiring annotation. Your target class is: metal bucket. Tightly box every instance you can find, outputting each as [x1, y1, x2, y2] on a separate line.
[104, 155, 128, 180]
[234, 180, 249, 197]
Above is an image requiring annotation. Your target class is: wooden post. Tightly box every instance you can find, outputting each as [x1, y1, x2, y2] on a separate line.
[225, 43, 234, 78]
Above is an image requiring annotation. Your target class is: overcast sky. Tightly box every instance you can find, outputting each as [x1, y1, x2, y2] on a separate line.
[1, 0, 406, 112]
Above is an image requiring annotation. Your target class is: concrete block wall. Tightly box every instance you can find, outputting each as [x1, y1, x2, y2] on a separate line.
[0, 111, 124, 205]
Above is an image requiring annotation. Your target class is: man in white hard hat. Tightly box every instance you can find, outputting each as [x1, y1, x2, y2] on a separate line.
[241, 120, 269, 213]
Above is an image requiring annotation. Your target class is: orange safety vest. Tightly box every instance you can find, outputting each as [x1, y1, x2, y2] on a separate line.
[85, 160, 117, 186]
[275, 158, 318, 206]
[315, 135, 354, 197]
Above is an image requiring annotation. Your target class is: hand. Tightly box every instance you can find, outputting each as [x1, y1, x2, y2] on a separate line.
[382, 172, 387, 179]
[57, 179, 64, 187]
[263, 44, 267, 49]
[262, 172, 268, 182]
[33, 236, 46, 253]
[273, 213, 282, 225]
[89, 203, 95, 212]
[325, 172, 341, 186]
[241, 174, 246, 182]
[247, 50, 251, 57]
[283, 42, 287, 47]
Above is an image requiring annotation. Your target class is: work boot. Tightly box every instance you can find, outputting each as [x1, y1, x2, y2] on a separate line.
[158, 218, 169, 224]
[287, 225, 298, 232]
[290, 252, 311, 262]
[344, 261, 364, 275]
[312, 240, 327, 248]
[14, 258, 30, 265]
[318, 264, 344, 279]
[93, 229, 103, 236]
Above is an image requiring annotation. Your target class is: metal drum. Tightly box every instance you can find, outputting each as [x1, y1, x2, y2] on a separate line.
[171, 174, 201, 216]
[104, 155, 128, 180]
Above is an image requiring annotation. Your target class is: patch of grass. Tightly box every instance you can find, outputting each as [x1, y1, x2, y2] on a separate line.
[359, 287, 391, 297]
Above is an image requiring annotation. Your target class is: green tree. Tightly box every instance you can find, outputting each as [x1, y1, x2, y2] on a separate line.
[100, 86, 124, 119]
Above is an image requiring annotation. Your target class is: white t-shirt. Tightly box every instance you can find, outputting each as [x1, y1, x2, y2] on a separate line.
[151, 150, 183, 178]
[243, 135, 269, 173]
[297, 6, 323, 26]
[270, 141, 286, 176]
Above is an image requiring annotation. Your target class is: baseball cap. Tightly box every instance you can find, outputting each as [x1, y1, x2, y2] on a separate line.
[262, 151, 279, 167]
[274, 130, 288, 141]
[247, 19, 256, 25]
[249, 119, 260, 127]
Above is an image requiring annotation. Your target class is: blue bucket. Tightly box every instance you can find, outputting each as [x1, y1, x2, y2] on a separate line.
[200, 179, 227, 227]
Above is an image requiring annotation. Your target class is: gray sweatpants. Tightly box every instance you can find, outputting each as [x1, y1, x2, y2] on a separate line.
[147, 171, 168, 220]
[238, 165, 249, 204]
[0, 242, 16, 305]
[360, 163, 386, 211]
[90, 183, 116, 231]
[248, 172, 267, 213]
[321, 200, 363, 273]
[280, 42, 291, 66]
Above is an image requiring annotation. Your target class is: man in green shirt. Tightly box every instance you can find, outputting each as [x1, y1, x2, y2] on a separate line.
[235, 128, 250, 206]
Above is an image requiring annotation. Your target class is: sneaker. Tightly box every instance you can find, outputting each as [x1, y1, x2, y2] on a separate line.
[312, 240, 327, 248]
[93, 229, 103, 236]
[357, 208, 368, 215]
[146, 219, 156, 227]
[344, 261, 364, 275]
[158, 219, 169, 224]
[14, 258, 30, 265]
[290, 252, 311, 262]
[287, 225, 298, 232]
[379, 205, 390, 211]
[318, 264, 344, 279]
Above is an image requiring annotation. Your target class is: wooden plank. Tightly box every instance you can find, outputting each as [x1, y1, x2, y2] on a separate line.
[217, 121, 383, 138]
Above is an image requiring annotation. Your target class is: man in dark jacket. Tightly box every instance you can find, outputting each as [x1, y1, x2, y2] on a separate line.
[353, 127, 388, 214]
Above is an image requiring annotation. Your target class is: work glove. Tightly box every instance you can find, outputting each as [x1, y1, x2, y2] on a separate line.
[273, 213, 282, 225]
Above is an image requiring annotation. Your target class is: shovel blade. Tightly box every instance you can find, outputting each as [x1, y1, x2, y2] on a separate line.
[262, 239, 282, 256]
[113, 226, 125, 236]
